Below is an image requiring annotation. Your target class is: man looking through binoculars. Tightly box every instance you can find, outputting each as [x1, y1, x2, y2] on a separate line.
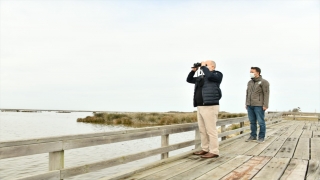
[187, 60, 223, 158]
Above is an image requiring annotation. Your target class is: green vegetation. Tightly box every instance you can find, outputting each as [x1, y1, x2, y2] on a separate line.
[77, 112, 247, 126]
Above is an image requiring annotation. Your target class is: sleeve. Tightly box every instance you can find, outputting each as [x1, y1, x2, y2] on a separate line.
[246, 82, 249, 105]
[186, 71, 196, 84]
[201, 67, 222, 83]
[262, 80, 270, 108]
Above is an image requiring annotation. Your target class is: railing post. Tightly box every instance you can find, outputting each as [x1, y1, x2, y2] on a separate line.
[49, 150, 64, 179]
[161, 134, 169, 159]
[221, 125, 226, 140]
[195, 128, 200, 149]
[239, 122, 244, 134]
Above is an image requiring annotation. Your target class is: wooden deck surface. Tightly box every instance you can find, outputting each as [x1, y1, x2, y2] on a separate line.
[105, 120, 320, 180]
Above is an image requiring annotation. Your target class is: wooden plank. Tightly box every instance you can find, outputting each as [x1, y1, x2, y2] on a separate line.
[103, 149, 201, 180]
[311, 138, 320, 160]
[301, 130, 313, 138]
[259, 124, 297, 157]
[63, 126, 196, 150]
[167, 156, 234, 180]
[265, 124, 288, 136]
[303, 123, 311, 130]
[195, 155, 252, 180]
[195, 128, 200, 149]
[0, 141, 63, 159]
[280, 159, 308, 180]
[271, 122, 296, 137]
[252, 157, 290, 180]
[275, 137, 299, 158]
[122, 158, 191, 180]
[139, 156, 218, 180]
[217, 117, 248, 126]
[0, 123, 198, 148]
[161, 134, 169, 159]
[293, 138, 310, 160]
[49, 150, 64, 171]
[245, 123, 297, 156]
[259, 136, 289, 157]
[306, 160, 320, 180]
[221, 125, 227, 140]
[16, 170, 61, 180]
[220, 156, 272, 180]
[295, 122, 306, 131]
[219, 126, 251, 138]
[232, 122, 291, 156]
[310, 123, 318, 131]
[219, 133, 249, 149]
[245, 136, 278, 156]
[222, 140, 258, 156]
[61, 140, 195, 179]
[0, 131, 126, 148]
[289, 129, 303, 138]
[281, 124, 299, 137]
[313, 131, 320, 138]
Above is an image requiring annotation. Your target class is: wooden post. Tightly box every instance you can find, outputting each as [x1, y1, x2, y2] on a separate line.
[240, 122, 244, 134]
[161, 134, 169, 159]
[195, 128, 200, 149]
[49, 150, 64, 179]
[221, 125, 226, 140]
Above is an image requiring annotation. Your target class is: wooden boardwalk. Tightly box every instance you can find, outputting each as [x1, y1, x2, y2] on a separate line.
[105, 120, 320, 180]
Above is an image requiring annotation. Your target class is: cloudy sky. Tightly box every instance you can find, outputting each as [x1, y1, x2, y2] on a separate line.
[0, 0, 319, 113]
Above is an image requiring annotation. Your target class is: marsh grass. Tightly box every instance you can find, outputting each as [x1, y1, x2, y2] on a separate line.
[77, 112, 247, 126]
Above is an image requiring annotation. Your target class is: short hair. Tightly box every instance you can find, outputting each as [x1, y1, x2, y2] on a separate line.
[212, 61, 216, 68]
[251, 67, 261, 75]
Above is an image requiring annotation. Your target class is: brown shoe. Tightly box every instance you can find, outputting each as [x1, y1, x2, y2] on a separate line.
[193, 150, 208, 155]
[201, 153, 219, 158]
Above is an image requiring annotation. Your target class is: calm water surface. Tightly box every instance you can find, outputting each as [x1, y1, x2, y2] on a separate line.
[0, 111, 194, 179]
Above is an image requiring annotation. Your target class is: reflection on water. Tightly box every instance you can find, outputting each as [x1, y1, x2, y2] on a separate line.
[0, 112, 194, 180]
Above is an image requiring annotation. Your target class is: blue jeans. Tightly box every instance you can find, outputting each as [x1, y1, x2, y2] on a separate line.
[247, 106, 266, 139]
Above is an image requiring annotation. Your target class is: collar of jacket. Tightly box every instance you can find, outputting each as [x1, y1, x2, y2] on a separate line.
[251, 75, 262, 82]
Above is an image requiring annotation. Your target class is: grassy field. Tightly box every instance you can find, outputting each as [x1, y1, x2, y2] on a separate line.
[77, 112, 247, 126]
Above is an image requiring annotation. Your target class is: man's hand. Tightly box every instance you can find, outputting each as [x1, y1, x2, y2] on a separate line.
[201, 61, 206, 66]
[245, 105, 247, 110]
[263, 107, 267, 111]
[191, 67, 198, 72]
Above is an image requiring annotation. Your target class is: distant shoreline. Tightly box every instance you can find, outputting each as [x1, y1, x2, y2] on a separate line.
[77, 112, 247, 126]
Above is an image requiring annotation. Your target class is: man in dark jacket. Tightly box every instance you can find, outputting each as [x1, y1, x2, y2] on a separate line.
[187, 60, 223, 158]
[245, 67, 270, 143]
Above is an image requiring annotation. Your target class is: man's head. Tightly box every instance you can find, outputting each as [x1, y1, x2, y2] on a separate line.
[250, 67, 261, 78]
[205, 60, 216, 71]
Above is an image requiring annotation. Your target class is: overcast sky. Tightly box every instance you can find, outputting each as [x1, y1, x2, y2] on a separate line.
[0, 0, 319, 113]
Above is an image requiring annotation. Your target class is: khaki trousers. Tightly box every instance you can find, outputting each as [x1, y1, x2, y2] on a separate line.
[197, 105, 219, 155]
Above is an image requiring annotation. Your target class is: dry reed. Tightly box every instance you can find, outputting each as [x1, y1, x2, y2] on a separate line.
[77, 112, 247, 126]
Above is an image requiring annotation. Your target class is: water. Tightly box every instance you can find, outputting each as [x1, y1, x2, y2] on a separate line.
[0, 111, 195, 180]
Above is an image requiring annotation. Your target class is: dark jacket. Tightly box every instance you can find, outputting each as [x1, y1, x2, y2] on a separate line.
[187, 67, 223, 107]
[245, 75, 270, 108]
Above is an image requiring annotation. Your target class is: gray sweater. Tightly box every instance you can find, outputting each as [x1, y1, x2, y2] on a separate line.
[246, 75, 270, 108]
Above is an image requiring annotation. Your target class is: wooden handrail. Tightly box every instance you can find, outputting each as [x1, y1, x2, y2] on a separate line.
[1, 112, 283, 180]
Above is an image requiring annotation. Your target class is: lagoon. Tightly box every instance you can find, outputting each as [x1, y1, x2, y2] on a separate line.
[0, 111, 194, 179]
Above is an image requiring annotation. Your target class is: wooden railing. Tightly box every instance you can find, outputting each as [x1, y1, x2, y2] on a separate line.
[0, 112, 283, 180]
[269, 111, 320, 121]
